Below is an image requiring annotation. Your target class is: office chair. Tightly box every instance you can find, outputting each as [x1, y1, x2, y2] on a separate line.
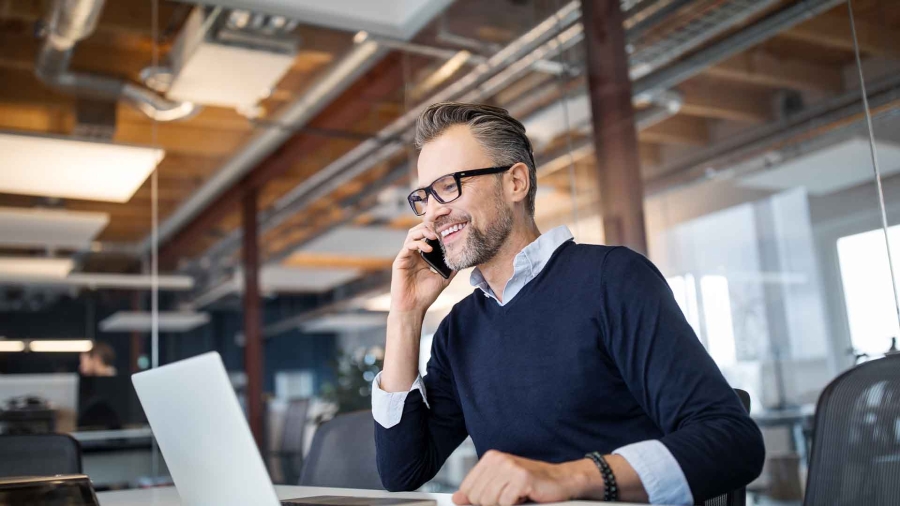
[299, 410, 383, 489]
[804, 354, 900, 506]
[276, 398, 311, 485]
[703, 389, 751, 506]
[0, 434, 82, 478]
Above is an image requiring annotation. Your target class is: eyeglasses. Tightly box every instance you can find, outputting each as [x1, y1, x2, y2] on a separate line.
[407, 165, 513, 216]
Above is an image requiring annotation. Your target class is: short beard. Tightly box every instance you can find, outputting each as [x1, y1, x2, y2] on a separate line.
[441, 184, 513, 271]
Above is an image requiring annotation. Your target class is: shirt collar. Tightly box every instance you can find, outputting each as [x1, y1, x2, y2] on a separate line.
[469, 225, 574, 299]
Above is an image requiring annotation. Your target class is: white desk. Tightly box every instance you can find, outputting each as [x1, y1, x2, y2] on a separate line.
[97, 485, 629, 506]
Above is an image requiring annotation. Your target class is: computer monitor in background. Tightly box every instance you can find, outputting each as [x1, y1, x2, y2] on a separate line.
[77, 376, 146, 430]
[0, 374, 79, 432]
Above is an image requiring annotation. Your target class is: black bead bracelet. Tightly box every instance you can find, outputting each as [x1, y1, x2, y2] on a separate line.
[585, 451, 619, 502]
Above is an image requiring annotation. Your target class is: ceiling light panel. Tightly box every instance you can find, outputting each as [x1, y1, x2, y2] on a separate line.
[298, 226, 408, 259]
[29, 340, 94, 353]
[302, 313, 388, 333]
[99, 311, 211, 333]
[0, 207, 109, 249]
[258, 266, 361, 293]
[0, 257, 74, 279]
[0, 132, 164, 203]
[0, 340, 26, 352]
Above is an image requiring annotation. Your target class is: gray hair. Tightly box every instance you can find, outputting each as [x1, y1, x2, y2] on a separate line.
[414, 102, 537, 218]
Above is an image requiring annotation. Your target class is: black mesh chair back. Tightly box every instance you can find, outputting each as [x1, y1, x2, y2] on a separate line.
[804, 354, 900, 506]
[279, 398, 310, 485]
[703, 389, 751, 506]
[0, 434, 82, 478]
[299, 410, 382, 489]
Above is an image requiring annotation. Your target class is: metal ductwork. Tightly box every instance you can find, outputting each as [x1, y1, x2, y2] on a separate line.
[36, 0, 197, 122]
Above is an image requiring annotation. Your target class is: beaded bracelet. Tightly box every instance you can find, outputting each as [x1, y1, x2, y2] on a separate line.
[585, 451, 619, 502]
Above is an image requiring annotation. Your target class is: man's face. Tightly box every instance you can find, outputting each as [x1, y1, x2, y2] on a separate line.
[79, 352, 95, 375]
[417, 125, 514, 271]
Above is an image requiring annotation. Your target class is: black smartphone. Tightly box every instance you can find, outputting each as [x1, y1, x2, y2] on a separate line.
[419, 237, 454, 279]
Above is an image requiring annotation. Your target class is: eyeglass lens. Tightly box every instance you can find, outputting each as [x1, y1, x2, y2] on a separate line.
[411, 175, 460, 215]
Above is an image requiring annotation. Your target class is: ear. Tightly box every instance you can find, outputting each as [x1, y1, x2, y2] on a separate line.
[507, 162, 531, 205]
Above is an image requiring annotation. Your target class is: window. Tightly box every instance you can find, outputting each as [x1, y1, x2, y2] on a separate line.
[700, 275, 738, 367]
[837, 225, 900, 356]
[666, 274, 702, 340]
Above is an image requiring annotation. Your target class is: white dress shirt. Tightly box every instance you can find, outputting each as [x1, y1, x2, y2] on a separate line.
[372, 226, 694, 505]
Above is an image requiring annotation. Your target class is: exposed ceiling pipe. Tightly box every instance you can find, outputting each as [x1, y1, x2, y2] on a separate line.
[632, 0, 847, 97]
[187, 0, 840, 294]
[628, 0, 781, 80]
[189, 1, 585, 269]
[138, 39, 390, 255]
[634, 89, 684, 129]
[517, 0, 848, 188]
[645, 72, 900, 195]
[36, 0, 197, 122]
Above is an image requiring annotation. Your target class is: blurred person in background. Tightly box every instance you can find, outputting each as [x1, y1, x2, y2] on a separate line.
[373, 102, 764, 506]
[79, 342, 117, 377]
[77, 342, 121, 429]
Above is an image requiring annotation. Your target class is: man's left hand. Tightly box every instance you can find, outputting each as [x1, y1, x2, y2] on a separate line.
[451, 450, 601, 506]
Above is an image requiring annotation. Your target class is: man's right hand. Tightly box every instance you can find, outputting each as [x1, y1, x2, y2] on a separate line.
[390, 223, 456, 315]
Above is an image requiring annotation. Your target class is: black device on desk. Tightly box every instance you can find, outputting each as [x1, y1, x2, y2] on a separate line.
[0, 475, 99, 506]
[419, 237, 453, 279]
[77, 376, 145, 430]
[0, 396, 56, 435]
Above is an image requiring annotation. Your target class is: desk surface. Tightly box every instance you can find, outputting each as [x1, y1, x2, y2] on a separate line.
[72, 426, 153, 442]
[97, 485, 633, 506]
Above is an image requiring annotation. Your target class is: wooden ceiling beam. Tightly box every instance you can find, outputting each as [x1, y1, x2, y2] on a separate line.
[159, 54, 407, 263]
[112, 121, 251, 157]
[639, 115, 709, 146]
[705, 51, 844, 94]
[678, 80, 773, 123]
[638, 142, 661, 168]
[0, 31, 155, 79]
[0, 103, 72, 133]
[282, 252, 394, 271]
[780, 12, 900, 59]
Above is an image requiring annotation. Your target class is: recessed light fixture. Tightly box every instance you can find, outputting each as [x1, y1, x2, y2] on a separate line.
[0, 132, 164, 203]
[0, 207, 109, 250]
[0, 340, 26, 352]
[28, 340, 94, 353]
[0, 257, 74, 279]
[99, 311, 210, 333]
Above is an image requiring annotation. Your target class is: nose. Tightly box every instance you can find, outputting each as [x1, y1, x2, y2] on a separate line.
[423, 197, 450, 225]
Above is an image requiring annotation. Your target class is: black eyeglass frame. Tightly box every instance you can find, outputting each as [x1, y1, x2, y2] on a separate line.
[407, 165, 515, 216]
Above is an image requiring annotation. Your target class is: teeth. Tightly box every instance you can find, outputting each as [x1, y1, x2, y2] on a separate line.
[440, 223, 466, 237]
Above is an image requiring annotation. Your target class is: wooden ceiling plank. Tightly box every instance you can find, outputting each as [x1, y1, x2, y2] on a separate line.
[705, 51, 844, 94]
[113, 121, 251, 157]
[282, 252, 394, 271]
[160, 54, 408, 262]
[781, 11, 900, 59]
[638, 115, 709, 146]
[638, 142, 661, 167]
[678, 81, 773, 123]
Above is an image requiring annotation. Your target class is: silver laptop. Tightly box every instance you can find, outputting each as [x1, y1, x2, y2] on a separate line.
[132, 352, 432, 506]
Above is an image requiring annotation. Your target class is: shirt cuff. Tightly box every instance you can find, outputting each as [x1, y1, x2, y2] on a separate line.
[371, 371, 429, 428]
[613, 440, 693, 505]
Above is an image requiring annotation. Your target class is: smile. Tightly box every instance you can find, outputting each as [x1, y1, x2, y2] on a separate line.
[440, 222, 468, 241]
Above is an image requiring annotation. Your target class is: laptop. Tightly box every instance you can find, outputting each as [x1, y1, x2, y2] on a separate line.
[132, 352, 434, 506]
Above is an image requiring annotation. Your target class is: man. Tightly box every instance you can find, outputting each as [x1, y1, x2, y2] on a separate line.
[79, 342, 117, 377]
[372, 102, 764, 505]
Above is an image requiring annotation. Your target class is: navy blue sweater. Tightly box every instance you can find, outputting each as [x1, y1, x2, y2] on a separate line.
[374, 242, 765, 502]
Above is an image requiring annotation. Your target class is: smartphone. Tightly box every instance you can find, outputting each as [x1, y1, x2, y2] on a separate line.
[419, 237, 454, 279]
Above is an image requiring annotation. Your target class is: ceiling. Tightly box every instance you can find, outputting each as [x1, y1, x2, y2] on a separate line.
[0, 0, 898, 322]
